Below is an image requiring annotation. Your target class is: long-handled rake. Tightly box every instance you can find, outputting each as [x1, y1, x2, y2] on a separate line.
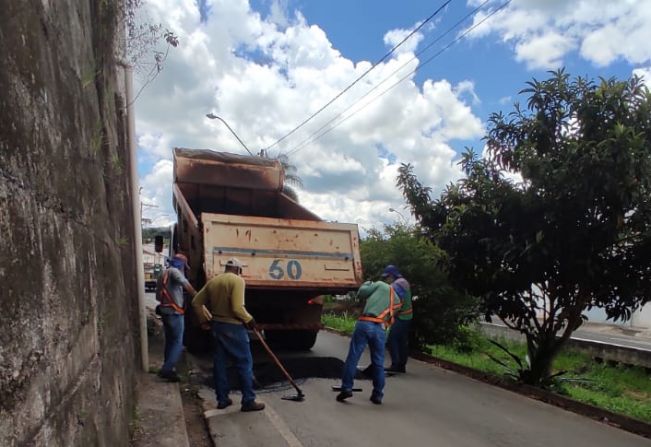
[252, 327, 305, 402]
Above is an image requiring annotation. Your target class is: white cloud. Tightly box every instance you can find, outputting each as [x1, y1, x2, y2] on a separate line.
[633, 66, 651, 84]
[134, 0, 484, 228]
[140, 159, 175, 226]
[268, 0, 290, 28]
[467, 0, 651, 70]
[515, 31, 575, 69]
[383, 26, 424, 55]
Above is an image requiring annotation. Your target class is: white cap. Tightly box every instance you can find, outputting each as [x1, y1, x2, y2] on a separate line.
[225, 257, 244, 268]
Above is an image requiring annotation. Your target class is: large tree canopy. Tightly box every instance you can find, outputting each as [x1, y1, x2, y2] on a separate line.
[398, 70, 651, 385]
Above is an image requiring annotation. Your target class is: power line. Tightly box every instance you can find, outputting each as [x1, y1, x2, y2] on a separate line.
[287, 0, 511, 155]
[286, 0, 492, 156]
[261, 0, 454, 153]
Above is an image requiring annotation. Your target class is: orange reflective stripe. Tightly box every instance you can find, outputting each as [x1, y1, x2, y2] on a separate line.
[399, 308, 413, 316]
[388, 287, 395, 327]
[359, 288, 397, 327]
[375, 287, 396, 319]
[358, 315, 384, 324]
[160, 271, 185, 315]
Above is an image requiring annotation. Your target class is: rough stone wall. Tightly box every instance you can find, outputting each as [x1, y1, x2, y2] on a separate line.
[0, 1, 140, 445]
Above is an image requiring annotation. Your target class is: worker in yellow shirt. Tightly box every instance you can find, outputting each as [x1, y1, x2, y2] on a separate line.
[192, 258, 265, 412]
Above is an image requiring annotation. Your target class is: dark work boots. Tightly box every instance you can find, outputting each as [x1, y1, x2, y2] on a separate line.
[241, 401, 266, 412]
[336, 390, 353, 402]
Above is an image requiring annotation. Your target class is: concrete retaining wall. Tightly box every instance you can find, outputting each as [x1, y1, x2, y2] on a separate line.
[479, 323, 651, 369]
[0, 1, 140, 445]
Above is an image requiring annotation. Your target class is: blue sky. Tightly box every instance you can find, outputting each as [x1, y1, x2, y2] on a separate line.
[250, 0, 640, 144]
[134, 0, 651, 227]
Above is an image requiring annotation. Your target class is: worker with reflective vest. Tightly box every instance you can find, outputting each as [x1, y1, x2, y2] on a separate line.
[336, 280, 402, 405]
[382, 265, 413, 373]
[155, 253, 196, 382]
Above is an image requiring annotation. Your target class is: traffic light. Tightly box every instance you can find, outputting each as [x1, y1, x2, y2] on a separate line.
[154, 235, 164, 253]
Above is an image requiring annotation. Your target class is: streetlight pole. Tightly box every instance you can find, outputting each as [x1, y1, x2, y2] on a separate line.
[205, 113, 254, 156]
[389, 207, 408, 224]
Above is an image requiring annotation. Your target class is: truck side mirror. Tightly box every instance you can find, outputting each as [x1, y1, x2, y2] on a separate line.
[154, 235, 164, 253]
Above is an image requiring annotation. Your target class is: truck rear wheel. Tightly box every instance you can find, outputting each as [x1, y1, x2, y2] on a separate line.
[266, 330, 318, 351]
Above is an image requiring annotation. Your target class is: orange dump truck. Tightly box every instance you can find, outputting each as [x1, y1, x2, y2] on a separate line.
[171, 148, 363, 351]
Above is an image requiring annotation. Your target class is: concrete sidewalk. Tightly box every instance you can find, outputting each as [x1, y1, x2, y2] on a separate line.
[131, 314, 190, 447]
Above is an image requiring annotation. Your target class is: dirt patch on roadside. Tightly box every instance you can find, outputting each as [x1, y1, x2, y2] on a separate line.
[180, 385, 213, 447]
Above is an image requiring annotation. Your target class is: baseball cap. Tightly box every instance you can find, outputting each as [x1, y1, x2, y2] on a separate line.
[171, 253, 190, 269]
[225, 257, 244, 268]
[381, 264, 401, 278]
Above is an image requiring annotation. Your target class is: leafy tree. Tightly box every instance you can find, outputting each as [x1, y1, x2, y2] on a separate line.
[361, 225, 478, 350]
[258, 150, 302, 202]
[122, 0, 179, 104]
[397, 70, 651, 385]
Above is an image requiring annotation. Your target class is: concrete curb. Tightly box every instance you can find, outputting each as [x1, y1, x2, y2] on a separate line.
[132, 313, 190, 447]
[132, 373, 190, 447]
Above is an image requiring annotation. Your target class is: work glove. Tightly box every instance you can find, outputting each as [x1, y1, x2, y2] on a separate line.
[244, 318, 257, 330]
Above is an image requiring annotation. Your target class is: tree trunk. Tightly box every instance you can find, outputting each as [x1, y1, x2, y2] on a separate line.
[523, 333, 562, 386]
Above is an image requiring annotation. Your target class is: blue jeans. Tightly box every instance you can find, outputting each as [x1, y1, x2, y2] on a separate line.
[387, 318, 411, 369]
[341, 320, 386, 399]
[211, 321, 256, 405]
[161, 313, 184, 374]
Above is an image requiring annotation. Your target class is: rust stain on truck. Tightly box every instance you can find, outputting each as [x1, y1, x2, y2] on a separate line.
[172, 148, 363, 351]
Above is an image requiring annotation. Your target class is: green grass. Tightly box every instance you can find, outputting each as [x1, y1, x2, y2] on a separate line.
[321, 314, 651, 423]
[429, 335, 651, 423]
[322, 312, 357, 335]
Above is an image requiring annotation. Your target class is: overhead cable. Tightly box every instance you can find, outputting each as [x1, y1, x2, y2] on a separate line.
[261, 0, 454, 153]
[285, 0, 492, 155]
[287, 0, 511, 155]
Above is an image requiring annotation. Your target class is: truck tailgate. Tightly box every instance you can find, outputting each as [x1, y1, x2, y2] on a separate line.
[202, 213, 362, 291]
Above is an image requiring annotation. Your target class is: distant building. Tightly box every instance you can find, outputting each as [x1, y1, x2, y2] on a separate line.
[143, 243, 165, 268]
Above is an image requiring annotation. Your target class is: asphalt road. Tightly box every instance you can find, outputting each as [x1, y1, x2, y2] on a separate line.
[200, 330, 651, 447]
[570, 327, 651, 352]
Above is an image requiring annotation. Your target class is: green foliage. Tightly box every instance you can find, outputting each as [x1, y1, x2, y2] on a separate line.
[259, 151, 302, 202]
[321, 313, 356, 335]
[398, 70, 651, 385]
[142, 226, 170, 243]
[360, 225, 478, 349]
[430, 334, 651, 423]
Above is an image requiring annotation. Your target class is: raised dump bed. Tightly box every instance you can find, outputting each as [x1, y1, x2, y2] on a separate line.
[171, 148, 362, 350]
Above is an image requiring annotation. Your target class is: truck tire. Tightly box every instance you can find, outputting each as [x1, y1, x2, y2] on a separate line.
[294, 330, 318, 350]
[266, 330, 318, 351]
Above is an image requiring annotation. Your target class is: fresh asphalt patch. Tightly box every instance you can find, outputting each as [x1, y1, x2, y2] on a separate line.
[192, 356, 369, 392]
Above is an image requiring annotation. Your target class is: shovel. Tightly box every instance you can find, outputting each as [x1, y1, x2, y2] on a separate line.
[252, 327, 305, 402]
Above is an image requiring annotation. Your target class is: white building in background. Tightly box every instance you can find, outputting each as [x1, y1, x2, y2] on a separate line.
[143, 243, 165, 267]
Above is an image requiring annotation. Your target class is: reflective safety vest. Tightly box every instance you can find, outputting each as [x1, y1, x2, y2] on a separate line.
[399, 307, 413, 316]
[158, 270, 185, 315]
[358, 287, 401, 328]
